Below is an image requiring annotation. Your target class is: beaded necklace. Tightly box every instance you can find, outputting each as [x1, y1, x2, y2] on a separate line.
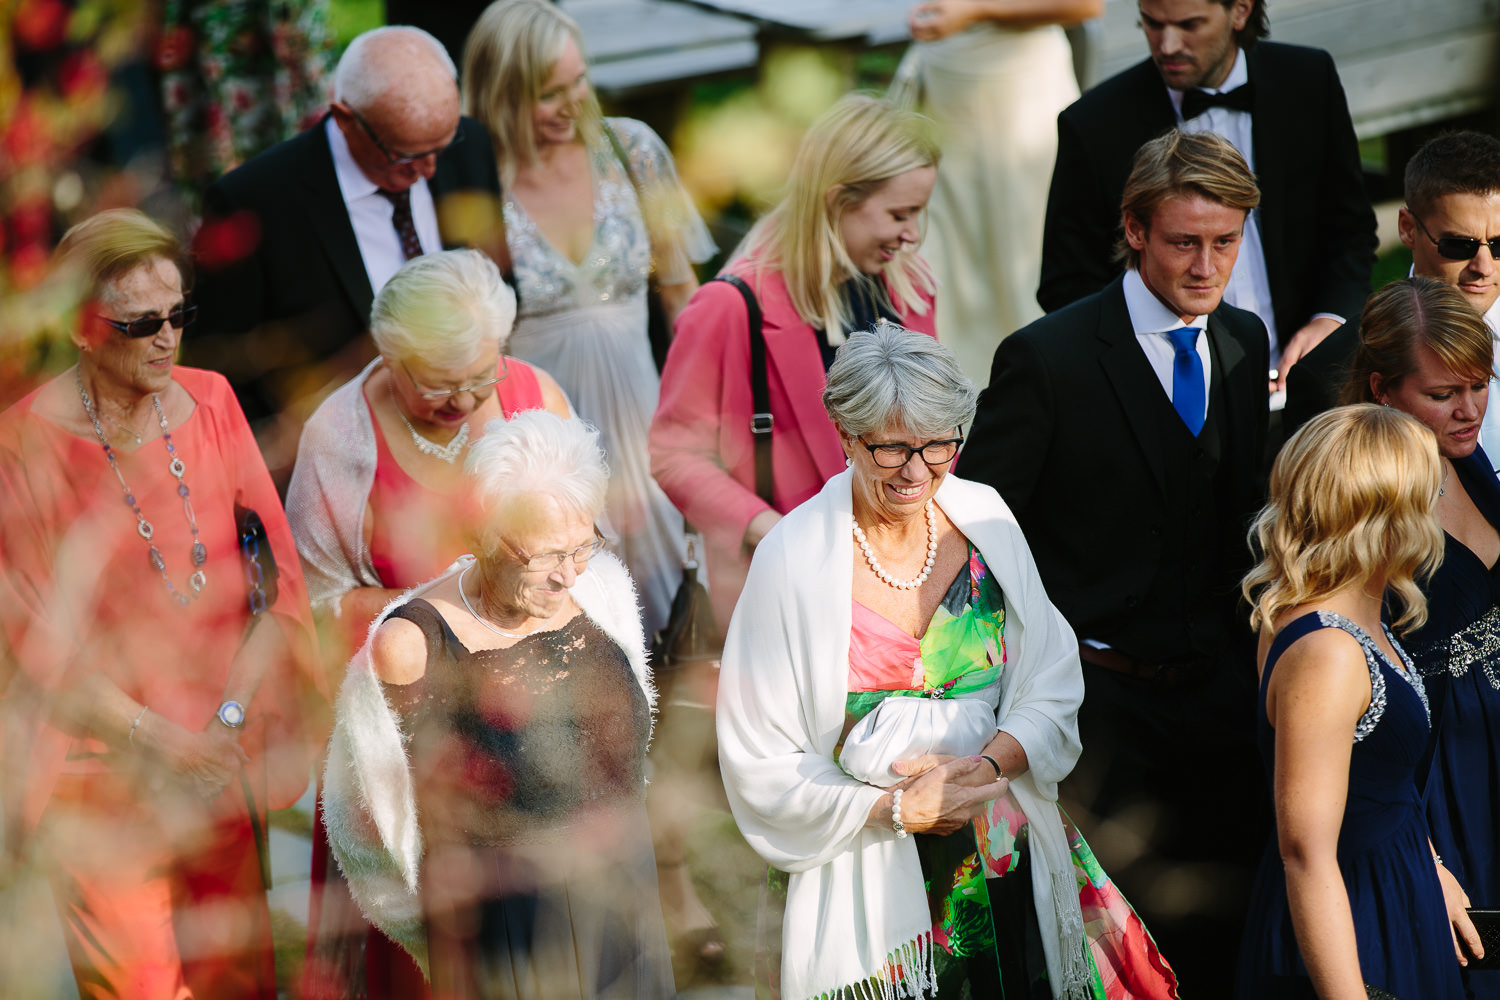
[389, 381, 469, 463]
[852, 500, 938, 590]
[76, 369, 207, 606]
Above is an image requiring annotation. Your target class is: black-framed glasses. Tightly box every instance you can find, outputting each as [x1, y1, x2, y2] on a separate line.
[401, 356, 508, 401]
[1411, 213, 1500, 262]
[349, 106, 463, 166]
[98, 305, 197, 339]
[860, 433, 965, 469]
[500, 525, 609, 573]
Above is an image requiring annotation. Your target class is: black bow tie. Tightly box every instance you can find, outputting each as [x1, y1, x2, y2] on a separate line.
[1181, 82, 1255, 121]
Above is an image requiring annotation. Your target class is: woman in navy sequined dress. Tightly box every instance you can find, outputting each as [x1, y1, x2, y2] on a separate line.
[1236, 403, 1478, 1000]
[1340, 278, 1500, 996]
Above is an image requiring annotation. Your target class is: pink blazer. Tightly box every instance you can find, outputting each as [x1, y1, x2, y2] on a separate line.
[649, 263, 938, 626]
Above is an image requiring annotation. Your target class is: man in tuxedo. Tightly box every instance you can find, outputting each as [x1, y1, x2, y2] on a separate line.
[960, 129, 1270, 995]
[1286, 131, 1500, 466]
[1038, 0, 1376, 390]
[189, 25, 501, 478]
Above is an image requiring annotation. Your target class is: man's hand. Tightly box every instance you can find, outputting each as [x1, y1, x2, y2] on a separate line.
[1275, 316, 1343, 393]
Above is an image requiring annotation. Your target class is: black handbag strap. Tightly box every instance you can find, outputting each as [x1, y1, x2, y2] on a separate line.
[712, 274, 772, 504]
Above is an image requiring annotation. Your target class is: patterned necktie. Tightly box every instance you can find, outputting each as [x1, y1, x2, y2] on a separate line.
[1181, 82, 1255, 121]
[1167, 327, 1206, 436]
[378, 188, 423, 261]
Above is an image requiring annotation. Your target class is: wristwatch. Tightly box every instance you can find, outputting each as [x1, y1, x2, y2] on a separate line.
[215, 700, 246, 729]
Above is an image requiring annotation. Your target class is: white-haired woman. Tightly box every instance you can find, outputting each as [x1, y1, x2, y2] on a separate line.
[461, 0, 714, 639]
[323, 410, 674, 999]
[718, 323, 1177, 1000]
[650, 94, 940, 628]
[287, 248, 567, 997]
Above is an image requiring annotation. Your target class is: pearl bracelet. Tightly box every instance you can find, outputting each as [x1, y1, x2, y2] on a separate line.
[891, 788, 908, 839]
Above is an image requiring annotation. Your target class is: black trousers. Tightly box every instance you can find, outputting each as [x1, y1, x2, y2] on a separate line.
[1062, 656, 1272, 998]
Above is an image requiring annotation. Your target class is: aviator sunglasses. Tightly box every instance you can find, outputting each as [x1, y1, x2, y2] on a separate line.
[1412, 214, 1500, 262]
[97, 305, 198, 339]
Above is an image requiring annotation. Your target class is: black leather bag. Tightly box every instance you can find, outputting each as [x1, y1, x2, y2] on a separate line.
[651, 536, 722, 705]
[234, 502, 279, 615]
[1467, 909, 1500, 970]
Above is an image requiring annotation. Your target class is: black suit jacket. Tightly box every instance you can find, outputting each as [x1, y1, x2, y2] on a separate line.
[189, 114, 500, 425]
[958, 276, 1269, 661]
[1038, 42, 1376, 348]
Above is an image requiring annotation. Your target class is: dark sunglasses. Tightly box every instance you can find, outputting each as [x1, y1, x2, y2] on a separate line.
[98, 305, 198, 339]
[1412, 214, 1500, 262]
[349, 106, 463, 167]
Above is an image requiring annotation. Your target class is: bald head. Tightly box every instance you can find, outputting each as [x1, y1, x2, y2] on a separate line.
[331, 26, 462, 191]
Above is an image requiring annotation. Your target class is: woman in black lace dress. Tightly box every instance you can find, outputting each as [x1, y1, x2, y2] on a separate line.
[322, 410, 673, 999]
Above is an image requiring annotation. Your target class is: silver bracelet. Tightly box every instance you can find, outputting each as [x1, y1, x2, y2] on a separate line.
[891, 788, 908, 839]
[128, 705, 149, 747]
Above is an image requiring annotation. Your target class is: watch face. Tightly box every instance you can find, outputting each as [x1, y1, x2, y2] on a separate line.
[218, 701, 245, 728]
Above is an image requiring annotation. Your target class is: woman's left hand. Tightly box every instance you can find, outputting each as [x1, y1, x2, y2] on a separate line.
[1438, 861, 1484, 966]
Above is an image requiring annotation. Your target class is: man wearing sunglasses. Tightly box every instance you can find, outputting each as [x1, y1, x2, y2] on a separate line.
[190, 25, 501, 484]
[1287, 131, 1500, 468]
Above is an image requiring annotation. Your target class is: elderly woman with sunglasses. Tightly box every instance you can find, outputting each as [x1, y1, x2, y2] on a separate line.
[718, 323, 1177, 1000]
[323, 409, 674, 999]
[0, 210, 324, 998]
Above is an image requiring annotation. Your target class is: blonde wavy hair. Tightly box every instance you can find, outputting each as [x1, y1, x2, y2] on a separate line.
[1242, 404, 1443, 635]
[738, 94, 939, 343]
[461, 0, 602, 185]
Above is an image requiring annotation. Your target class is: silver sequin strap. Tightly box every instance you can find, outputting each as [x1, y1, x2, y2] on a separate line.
[1314, 610, 1430, 743]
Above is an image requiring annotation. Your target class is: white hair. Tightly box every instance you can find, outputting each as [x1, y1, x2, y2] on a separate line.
[370, 249, 516, 370]
[334, 26, 456, 111]
[822, 320, 978, 438]
[464, 411, 609, 557]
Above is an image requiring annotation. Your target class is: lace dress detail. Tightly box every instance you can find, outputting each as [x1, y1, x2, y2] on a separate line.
[1314, 610, 1429, 742]
[501, 118, 714, 637]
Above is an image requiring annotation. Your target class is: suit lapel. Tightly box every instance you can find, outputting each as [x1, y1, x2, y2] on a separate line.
[1096, 280, 1175, 498]
[290, 121, 374, 323]
[1204, 307, 1251, 459]
[1245, 46, 1286, 314]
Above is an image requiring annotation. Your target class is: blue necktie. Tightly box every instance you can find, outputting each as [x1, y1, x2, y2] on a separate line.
[1167, 327, 1205, 436]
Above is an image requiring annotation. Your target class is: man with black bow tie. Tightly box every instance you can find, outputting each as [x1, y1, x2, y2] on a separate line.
[1038, 0, 1377, 392]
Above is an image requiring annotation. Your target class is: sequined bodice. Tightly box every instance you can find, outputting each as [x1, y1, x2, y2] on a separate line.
[503, 141, 651, 319]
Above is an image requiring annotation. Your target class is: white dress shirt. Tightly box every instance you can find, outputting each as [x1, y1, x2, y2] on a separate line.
[325, 117, 442, 297]
[1124, 267, 1212, 410]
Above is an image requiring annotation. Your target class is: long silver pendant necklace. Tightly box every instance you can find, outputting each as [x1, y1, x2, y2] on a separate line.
[458, 563, 554, 639]
[77, 369, 207, 606]
[390, 381, 468, 463]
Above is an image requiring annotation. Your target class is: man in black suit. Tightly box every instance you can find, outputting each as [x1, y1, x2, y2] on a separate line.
[1286, 131, 1500, 460]
[189, 25, 501, 478]
[1039, 0, 1376, 391]
[961, 130, 1270, 995]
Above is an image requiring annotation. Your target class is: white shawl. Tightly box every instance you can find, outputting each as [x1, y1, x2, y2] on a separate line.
[320, 552, 654, 973]
[717, 471, 1090, 1000]
[284, 359, 384, 619]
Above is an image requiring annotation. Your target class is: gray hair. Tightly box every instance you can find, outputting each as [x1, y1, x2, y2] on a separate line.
[370, 249, 516, 370]
[822, 320, 977, 438]
[335, 26, 456, 110]
[464, 410, 608, 556]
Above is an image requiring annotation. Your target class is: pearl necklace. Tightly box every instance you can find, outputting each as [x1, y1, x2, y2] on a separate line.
[852, 500, 937, 590]
[76, 368, 207, 605]
[458, 563, 554, 639]
[390, 381, 469, 463]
